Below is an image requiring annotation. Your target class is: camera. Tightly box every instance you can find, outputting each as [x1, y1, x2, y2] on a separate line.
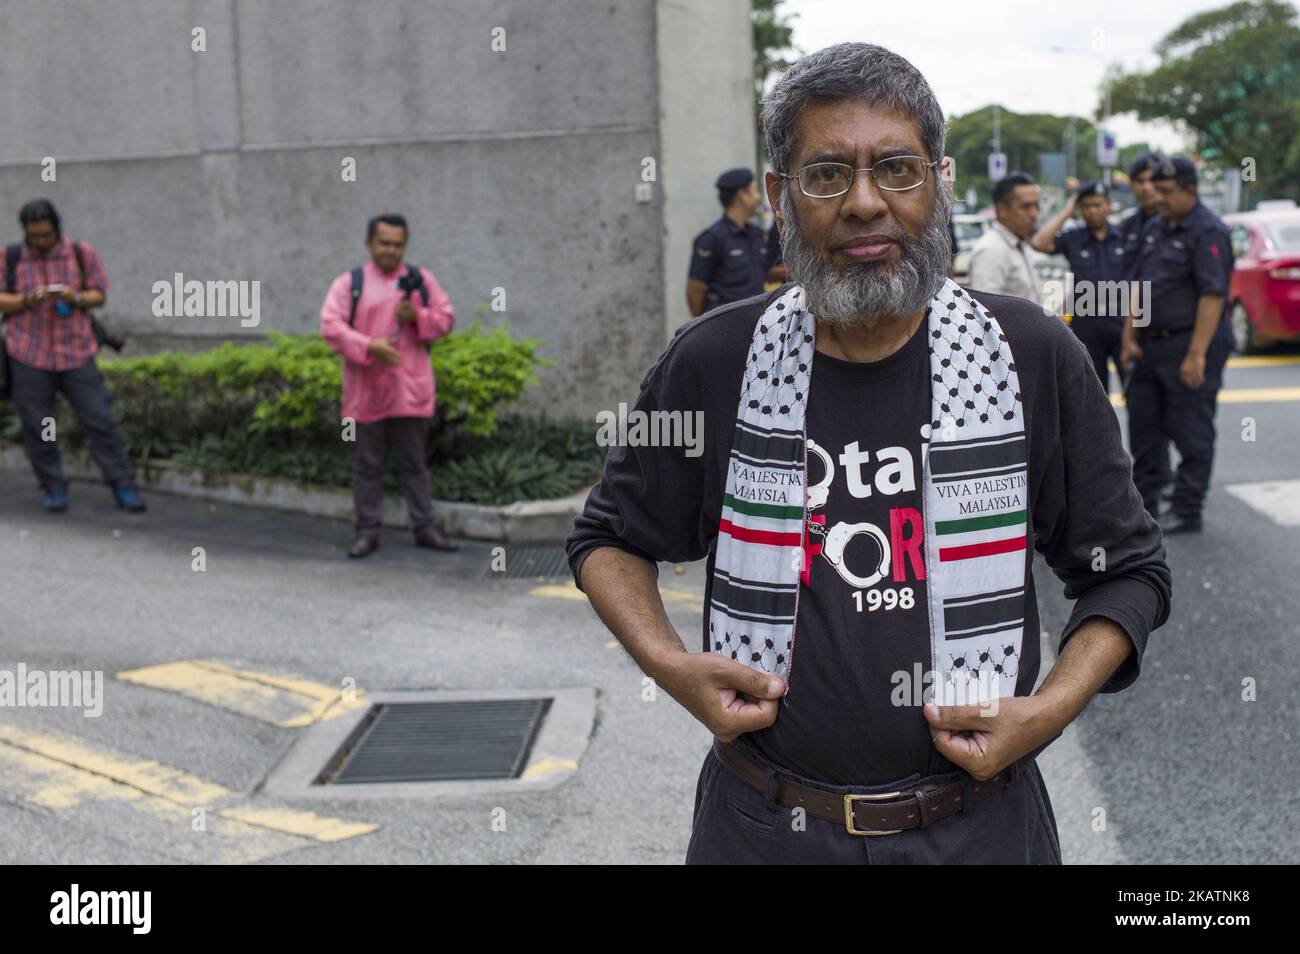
[396, 267, 424, 298]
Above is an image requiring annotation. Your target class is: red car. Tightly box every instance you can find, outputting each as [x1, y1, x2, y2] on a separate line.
[1223, 208, 1300, 353]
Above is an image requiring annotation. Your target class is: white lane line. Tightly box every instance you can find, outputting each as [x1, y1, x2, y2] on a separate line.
[1224, 480, 1300, 527]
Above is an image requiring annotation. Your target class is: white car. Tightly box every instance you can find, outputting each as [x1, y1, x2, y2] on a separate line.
[951, 214, 992, 283]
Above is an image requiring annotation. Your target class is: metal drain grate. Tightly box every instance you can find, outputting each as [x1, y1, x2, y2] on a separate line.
[489, 545, 572, 580]
[318, 699, 551, 784]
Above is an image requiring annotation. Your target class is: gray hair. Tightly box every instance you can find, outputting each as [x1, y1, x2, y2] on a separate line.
[761, 42, 947, 173]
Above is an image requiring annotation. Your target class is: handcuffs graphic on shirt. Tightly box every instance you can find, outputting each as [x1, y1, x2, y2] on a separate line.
[805, 439, 892, 589]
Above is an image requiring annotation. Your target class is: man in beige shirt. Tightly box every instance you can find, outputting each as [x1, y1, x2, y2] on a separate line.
[968, 172, 1042, 305]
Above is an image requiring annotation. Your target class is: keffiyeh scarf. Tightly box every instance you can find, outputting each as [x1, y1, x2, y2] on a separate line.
[710, 279, 1029, 704]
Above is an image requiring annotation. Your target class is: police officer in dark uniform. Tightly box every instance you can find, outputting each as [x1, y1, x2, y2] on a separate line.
[1120, 153, 1164, 273]
[686, 168, 768, 316]
[1031, 180, 1129, 391]
[1120, 152, 1175, 499]
[1121, 157, 1234, 534]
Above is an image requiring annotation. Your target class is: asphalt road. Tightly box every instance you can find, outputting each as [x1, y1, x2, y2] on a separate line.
[0, 352, 1296, 864]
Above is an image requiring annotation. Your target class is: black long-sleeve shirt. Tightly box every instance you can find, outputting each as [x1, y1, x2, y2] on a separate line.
[567, 285, 1172, 784]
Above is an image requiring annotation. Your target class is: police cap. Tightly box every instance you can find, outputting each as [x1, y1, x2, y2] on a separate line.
[715, 168, 755, 190]
[1151, 156, 1197, 186]
[1127, 152, 1163, 179]
[1075, 180, 1108, 201]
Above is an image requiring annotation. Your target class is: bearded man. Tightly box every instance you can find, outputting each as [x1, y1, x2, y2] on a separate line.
[566, 42, 1171, 864]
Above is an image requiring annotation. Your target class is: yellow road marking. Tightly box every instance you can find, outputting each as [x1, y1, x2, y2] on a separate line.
[528, 582, 589, 602]
[0, 722, 376, 860]
[1216, 386, 1300, 402]
[521, 757, 580, 779]
[116, 659, 364, 728]
[1226, 355, 1300, 368]
[1110, 386, 1300, 407]
[0, 723, 227, 804]
[220, 805, 376, 843]
[0, 739, 303, 863]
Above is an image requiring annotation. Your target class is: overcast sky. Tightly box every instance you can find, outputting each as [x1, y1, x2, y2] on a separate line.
[782, 0, 1299, 155]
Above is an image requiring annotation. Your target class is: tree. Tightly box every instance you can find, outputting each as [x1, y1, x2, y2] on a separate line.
[946, 106, 1103, 209]
[1108, 0, 1300, 203]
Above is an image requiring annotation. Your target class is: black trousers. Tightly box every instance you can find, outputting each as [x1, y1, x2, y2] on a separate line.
[352, 416, 434, 534]
[1070, 315, 1125, 393]
[8, 356, 136, 494]
[685, 745, 1062, 864]
[1126, 328, 1230, 519]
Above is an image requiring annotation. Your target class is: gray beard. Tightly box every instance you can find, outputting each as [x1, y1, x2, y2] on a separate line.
[780, 185, 953, 331]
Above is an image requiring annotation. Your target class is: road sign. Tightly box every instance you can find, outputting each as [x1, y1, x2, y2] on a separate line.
[1097, 130, 1118, 168]
[988, 152, 1007, 181]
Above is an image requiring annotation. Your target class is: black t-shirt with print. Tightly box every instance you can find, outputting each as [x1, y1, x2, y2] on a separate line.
[745, 316, 938, 785]
[567, 285, 1172, 790]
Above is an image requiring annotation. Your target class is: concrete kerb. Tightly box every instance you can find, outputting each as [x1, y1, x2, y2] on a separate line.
[0, 443, 589, 544]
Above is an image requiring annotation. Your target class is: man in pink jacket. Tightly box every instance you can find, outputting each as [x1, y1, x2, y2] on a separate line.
[320, 213, 456, 558]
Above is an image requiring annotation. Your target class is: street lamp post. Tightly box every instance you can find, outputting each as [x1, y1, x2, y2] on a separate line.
[1063, 118, 1077, 180]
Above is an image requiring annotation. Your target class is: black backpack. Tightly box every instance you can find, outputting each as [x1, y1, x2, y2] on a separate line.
[347, 263, 432, 352]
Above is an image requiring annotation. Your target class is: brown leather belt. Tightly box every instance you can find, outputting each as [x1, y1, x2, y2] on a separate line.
[712, 738, 1023, 836]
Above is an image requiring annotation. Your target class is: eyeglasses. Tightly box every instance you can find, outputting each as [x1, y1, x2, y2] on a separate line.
[781, 156, 940, 198]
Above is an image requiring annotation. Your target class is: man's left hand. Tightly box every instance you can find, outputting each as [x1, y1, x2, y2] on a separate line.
[923, 695, 1059, 781]
[1179, 349, 1207, 389]
[396, 298, 417, 323]
[51, 286, 79, 303]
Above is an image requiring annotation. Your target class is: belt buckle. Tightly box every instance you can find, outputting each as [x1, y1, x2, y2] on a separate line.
[843, 791, 905, 836]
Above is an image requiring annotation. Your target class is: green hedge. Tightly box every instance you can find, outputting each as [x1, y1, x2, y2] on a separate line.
[0, 322, 604, 505]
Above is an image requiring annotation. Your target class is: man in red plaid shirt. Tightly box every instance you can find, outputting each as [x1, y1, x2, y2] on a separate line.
[0, 199, 144, 512]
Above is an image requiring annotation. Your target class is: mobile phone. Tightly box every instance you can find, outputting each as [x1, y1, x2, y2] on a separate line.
[46, 284, 67, 294]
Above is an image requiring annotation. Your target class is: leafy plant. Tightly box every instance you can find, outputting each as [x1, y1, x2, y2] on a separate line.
[0, 325, 583, 504]
[431, 313, 552, 437]
[427, 414, 604, 505]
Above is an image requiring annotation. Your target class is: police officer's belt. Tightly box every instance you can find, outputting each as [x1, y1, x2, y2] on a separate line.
[1138, 326, 1194, 340]
[712, 738, 1024, 836]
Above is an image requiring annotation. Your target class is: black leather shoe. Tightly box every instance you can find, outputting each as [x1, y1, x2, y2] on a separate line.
[348, 533, 380, 558]
[414, 524, 458, 551]
[1156, 511, 1201, 535]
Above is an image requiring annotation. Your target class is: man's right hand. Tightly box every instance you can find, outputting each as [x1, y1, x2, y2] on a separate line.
[366, 338, 401, 366]
[655, 650, 786, 742]
[1120, 336, 1143, 370]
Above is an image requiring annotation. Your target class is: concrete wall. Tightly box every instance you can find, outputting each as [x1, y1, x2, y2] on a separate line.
[0, 0, 753, 417]
[656, 0, 758, 340]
